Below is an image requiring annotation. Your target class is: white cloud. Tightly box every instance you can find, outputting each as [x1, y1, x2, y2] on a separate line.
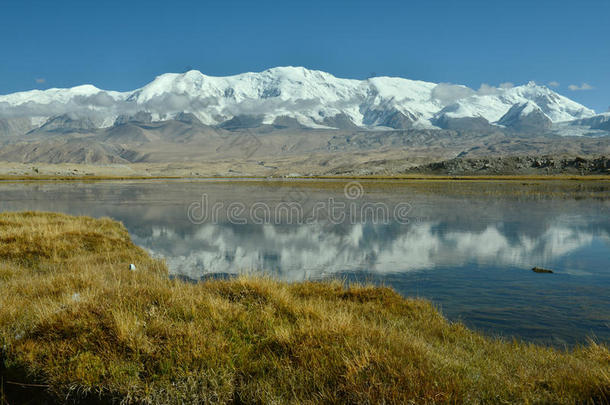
[432, 82, 517, 106]
[431, 83, 476, 105]
[134, 221, 602, 281]
[477, 83, 501, 96]
[35, 78, 45, 84]
[548, 81, 560, 88]
[568, 83, 594, 91]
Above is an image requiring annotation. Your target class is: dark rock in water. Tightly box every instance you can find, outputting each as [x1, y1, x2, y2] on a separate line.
[532, 267, 553, 274]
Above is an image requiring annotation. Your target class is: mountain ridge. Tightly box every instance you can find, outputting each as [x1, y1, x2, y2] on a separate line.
[0, 67, 602, 136]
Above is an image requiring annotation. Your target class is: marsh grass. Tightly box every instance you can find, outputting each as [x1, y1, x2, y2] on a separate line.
[0, 212, 608, 404]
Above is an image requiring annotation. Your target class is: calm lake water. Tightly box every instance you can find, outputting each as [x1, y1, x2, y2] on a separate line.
[1, 179, 608, 346]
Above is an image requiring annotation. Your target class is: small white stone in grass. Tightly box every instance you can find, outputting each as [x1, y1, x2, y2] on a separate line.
[72, 292, 81, 302]
[129, 264, 136, 271]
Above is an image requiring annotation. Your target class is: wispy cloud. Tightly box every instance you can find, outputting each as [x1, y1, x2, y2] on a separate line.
[35, 78, 46, 84]
[477, 83, 500, 95]
[431, 83, 475, 105]
[548, 81, 560, 88]
[568, 83, 594, 91]
[432, 82, 517, 105]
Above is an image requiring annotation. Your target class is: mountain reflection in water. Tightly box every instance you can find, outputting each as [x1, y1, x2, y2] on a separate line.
[135, 221, 604, 281]
[1, 180, 608, 345]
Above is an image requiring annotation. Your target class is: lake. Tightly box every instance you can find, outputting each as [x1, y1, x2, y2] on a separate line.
[1, 179, 608, 346]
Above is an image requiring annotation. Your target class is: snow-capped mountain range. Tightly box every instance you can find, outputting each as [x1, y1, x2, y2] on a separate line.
[0, 66, 606, 134]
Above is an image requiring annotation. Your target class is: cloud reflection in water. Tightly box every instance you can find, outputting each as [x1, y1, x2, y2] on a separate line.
[134, 220, 604, 281]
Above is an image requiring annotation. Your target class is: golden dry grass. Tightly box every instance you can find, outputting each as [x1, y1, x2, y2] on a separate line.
[0, 212, 608, 404]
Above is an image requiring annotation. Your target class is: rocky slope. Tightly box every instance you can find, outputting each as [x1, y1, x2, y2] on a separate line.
[409, 156, 610, 175]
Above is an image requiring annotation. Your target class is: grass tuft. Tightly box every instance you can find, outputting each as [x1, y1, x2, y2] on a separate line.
[0, 211, 608, 403]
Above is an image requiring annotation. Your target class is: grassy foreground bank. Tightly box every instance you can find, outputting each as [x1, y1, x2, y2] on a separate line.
[0, 212, 608, 404]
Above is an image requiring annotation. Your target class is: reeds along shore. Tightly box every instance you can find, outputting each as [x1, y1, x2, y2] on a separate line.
[0, 211, 608, 404]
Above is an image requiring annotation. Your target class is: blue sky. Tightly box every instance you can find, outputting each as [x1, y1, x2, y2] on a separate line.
[1, 0, 608, 112]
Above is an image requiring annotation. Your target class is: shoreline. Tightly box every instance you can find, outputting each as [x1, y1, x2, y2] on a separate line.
[0, 212, 608, 403]
[0, 154, 607, 181]
[1, 174, 609, 182]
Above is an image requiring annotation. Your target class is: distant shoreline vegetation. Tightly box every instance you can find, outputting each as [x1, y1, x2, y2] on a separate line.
[0, 212, 608, 403]
[0, 173, 609, 182]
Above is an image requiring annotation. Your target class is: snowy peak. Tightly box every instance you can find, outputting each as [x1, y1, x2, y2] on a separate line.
[0, 84, 124, 106]
[500, 83, 594, 122]
[497, 101, 553, 131]
[133, 66, 359, 103]
[433, 82, 594, 125]
[570, 112, 610, 129]
[499, 101, 544, 119]
[0, 67, 600, 135]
